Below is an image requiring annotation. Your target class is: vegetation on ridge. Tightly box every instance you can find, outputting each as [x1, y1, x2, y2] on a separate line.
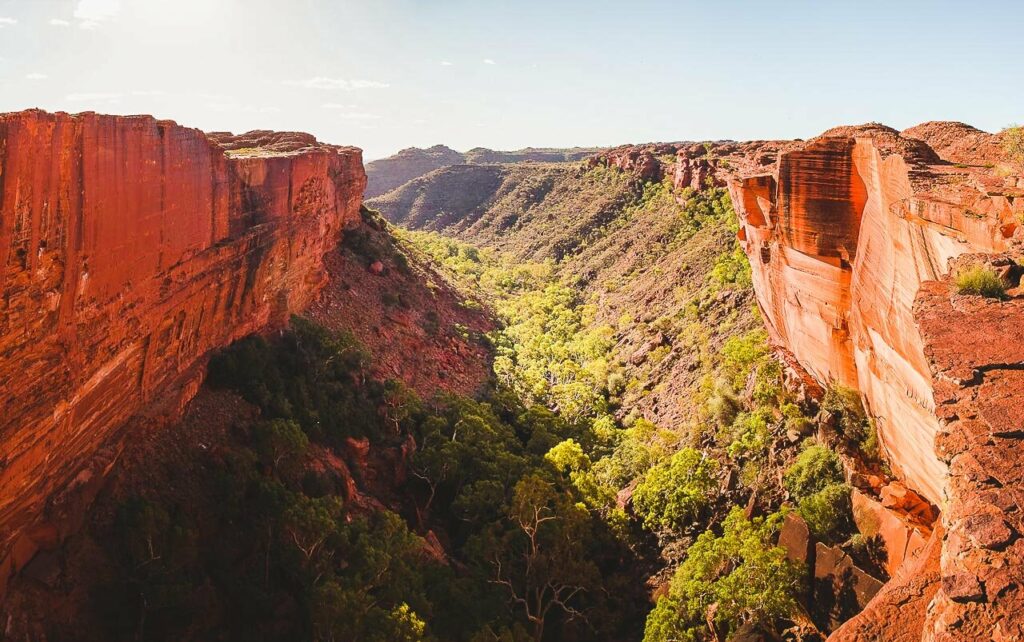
[955, 265, 1007, 299]
[1003, 125, 1024, 165]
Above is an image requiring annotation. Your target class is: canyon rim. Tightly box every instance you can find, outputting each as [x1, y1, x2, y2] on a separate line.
[1, 2, 1023, 641]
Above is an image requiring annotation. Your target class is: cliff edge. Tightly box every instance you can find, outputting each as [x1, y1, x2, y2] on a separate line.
[0, 109, 366, 596]
[730, 122, 1024, 640]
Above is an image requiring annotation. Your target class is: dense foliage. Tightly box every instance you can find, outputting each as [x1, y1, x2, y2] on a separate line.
[402, 178, 838, 641]
[1003, 125, 1024, 164]
[644, 508, 803, 642]
[784, 443, 854, 541]
[632, 448, 719, 532]
[102, 320, 651, 642]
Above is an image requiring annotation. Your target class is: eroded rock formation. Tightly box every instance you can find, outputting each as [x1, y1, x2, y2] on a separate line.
[0, 109, 365, 595]
[730, 123, 1024, 639]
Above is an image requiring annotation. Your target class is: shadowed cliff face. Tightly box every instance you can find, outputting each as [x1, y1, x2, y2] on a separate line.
[731, 123, 1024, 640]
[0, 110, 366, 595]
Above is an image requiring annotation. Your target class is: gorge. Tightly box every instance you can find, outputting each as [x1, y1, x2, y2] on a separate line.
[1, 109, 1023, 642]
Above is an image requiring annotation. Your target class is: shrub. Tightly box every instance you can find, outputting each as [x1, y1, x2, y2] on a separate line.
[725, 410, 772, 460]
[633, 448, 719, 532]
[955, 265, 1006, 299]
[707, 383, 741, 428]
[797, 483, 853, 542]
[643, 508, 803, 641]
[1003, 125, 1024, 164]
[719, 329, 771, 390]
[821, 385, 870, 446]
[784, 444, 844, 500]
[709, 247, 752, 289]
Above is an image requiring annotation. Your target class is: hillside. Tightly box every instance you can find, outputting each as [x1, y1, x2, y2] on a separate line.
[365, 145, 603, 198]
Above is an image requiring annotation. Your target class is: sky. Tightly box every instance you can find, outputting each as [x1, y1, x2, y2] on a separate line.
[0, 0, 1021, 160]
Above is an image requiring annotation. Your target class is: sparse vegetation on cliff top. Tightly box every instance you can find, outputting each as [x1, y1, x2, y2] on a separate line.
[955, 265, 1007, 299]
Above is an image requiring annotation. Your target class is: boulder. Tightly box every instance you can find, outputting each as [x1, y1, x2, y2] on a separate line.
[850, 489, 930, 576]
[811, 542, 883, 632]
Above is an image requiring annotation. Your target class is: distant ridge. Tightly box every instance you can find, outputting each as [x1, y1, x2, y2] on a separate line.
[364, 144, 604, 198]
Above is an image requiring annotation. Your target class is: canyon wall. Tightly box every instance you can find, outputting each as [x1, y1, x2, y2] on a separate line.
[0, 110, 365, 595]
[730, 123, 1024, 639]
[730, 124, 1020, 504]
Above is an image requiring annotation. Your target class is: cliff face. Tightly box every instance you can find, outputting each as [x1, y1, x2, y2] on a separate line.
[731, 124, 1020, 504]
[731, 123, 1024, 639]
[0, 110, 365, 594]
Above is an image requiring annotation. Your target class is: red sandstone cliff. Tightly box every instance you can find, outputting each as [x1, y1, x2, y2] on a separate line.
[729, 123, 1024, 640]
[0, 109, 366, 596]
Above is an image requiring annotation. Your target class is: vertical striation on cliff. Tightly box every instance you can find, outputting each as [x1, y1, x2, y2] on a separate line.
[730, 124, 1020, 504]
[0, 109, 366, 594]
[730, 122, 1024, 640]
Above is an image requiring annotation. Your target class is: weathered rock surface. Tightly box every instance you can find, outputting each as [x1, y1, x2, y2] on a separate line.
[0, 109, 365, 595]
[914, 276, 1024, 641]
[729, 123, 1024, 639]
[829, 526, 943, 642]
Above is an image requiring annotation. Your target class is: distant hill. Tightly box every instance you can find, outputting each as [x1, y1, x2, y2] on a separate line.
[364, 144, 603, 198]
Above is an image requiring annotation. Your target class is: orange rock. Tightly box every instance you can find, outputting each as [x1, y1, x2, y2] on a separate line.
[0, 109, 365, 595]
[730, 122, 1024, 638]
[850, 489, 930, 576]
[829, 525, 942, 642]
[730, 123, 1018, 505]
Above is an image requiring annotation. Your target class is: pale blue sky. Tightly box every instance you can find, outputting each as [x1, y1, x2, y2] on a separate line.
[0, 0, 1020, 159]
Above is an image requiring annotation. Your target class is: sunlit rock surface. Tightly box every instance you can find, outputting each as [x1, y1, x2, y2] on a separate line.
[0, 109, 365, 594]
[731, 122, 1024, 640]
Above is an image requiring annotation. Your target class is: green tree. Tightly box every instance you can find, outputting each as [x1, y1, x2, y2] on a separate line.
[252, 419, 308, 474]
[632, 448, 719, 532]
[783, 443, 844, 499]
[644, 508, 803, 642]
[491, 474, 601, 642]
[796, 482, 853, 542]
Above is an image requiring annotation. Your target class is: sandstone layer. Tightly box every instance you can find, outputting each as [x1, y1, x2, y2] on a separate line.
[0, 109, 365, 596]
[731, 124, 1022, 503]
[729, 123, 1024, 639]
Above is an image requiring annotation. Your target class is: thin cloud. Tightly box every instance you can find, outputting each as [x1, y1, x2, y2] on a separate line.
[336, 112, 381, 121]
[321, 103, 358, 110]
[440, 61, 454, 66]
[25, 73, 49, 80]
[66, 92, 122, 103]
[483, 58, 496, 65]
[49, 18, 71, 27]
[286, 77, 390, 91]
[208, 103, 281, 114]
[0, 17, 17, 27]
[74, 0, 120, 23]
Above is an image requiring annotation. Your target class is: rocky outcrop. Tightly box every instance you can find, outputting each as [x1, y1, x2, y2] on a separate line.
[730, 123, 1024, 639]
[0, 109, 365, 596]
[590, 140, 785, 191]
[914, 272, 1024, 641]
